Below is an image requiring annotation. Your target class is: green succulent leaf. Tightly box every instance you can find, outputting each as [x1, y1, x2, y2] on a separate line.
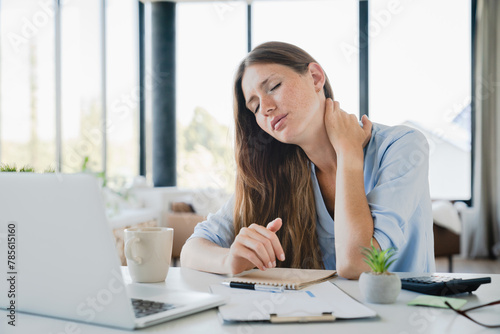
[361, 239, 398, 274]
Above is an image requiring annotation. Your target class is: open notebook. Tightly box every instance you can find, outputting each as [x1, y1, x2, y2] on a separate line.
[225, 268, 337, 290]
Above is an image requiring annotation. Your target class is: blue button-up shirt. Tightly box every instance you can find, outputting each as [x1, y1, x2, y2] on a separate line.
[189, 123, 436, 273]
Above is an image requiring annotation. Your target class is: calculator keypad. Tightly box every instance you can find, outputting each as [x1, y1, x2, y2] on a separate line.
[401, 275, 490, 295]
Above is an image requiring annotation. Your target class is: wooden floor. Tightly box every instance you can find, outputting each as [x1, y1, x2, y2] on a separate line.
[435, 256, 500, 274]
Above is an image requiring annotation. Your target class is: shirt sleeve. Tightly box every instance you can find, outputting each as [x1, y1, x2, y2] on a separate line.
[366, 129, 431, 252]
[187, 195, 236, 248]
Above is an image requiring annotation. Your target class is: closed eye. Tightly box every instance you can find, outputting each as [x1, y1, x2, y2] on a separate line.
[253, 104, 260, 114]
[270, 83, 281, 91]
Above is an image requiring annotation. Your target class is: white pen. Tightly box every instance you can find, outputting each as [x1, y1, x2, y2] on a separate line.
[222, 281, 285, 293]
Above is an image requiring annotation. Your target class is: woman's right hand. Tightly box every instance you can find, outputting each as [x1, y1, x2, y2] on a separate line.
[224, 218, 286, 275]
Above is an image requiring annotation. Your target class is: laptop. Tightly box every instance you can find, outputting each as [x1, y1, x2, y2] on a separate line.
[0, 173, 225, 330]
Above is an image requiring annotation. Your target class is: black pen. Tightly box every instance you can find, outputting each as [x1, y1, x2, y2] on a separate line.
[222, 281, 284, 293]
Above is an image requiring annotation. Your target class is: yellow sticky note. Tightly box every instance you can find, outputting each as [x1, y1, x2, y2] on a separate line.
[408, 295, 467, 309]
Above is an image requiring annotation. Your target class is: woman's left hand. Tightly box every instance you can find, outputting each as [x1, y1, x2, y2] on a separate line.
[324, 98, 372, 158]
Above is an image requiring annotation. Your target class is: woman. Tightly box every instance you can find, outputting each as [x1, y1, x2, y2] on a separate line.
[181, 41, 435, 279]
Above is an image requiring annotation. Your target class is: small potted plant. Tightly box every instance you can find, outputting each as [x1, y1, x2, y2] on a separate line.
[358, 239, 401, 304]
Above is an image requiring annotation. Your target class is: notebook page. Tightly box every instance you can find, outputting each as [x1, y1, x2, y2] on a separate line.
[225, 268, 337, 289]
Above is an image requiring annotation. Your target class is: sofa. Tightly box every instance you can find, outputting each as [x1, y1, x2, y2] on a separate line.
[165, 202, 206, 261]
[432, 201, 463, 272]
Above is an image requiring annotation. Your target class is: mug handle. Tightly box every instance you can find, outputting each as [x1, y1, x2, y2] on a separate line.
[125, 237, 142, 264]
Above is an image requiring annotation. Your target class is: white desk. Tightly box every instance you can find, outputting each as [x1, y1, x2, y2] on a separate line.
[2, 268, 499, 334]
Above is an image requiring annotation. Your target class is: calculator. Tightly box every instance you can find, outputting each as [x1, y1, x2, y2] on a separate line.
[400, 275, 491, 296]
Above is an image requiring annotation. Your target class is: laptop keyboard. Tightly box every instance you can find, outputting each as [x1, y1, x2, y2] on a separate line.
[131, 298, 177, 318]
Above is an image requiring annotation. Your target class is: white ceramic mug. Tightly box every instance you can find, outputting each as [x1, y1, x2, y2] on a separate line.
[124, 227, 173, 283]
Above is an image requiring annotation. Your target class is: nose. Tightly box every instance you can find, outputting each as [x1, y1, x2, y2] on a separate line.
[260, 95, 276, 115]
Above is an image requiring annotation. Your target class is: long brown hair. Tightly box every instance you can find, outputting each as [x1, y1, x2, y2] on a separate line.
[233, 41, 334, 269]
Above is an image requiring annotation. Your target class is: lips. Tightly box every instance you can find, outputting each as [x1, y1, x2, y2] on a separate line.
[271, 114, 288, 131]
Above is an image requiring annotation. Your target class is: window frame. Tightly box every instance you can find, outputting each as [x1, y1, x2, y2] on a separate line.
[0, 0, 475, 204]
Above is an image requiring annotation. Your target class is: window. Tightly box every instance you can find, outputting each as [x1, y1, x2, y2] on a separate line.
[176, 1, 247, 192]
[106, 0, 139, 180]
[61, 0, 103, 173]
[0, 0, 139, 183]
[369, 0, 471, 200]
[0, 0, 56, 171]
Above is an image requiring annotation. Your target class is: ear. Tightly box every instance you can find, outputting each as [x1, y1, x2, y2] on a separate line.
[308, 62, 326, 93]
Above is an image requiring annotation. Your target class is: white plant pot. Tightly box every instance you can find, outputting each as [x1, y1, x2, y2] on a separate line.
[359, 272, 401, 304]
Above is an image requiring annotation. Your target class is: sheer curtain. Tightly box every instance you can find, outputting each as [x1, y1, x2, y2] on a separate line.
[465, 0, 500, 258]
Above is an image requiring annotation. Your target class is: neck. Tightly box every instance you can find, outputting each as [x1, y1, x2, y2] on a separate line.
[299, 126, 337, 175]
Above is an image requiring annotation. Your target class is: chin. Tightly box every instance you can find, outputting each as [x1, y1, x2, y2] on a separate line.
[275, 132, 298, 145]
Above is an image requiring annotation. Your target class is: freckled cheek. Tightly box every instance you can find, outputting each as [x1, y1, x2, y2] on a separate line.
[284, 88, 314, 110]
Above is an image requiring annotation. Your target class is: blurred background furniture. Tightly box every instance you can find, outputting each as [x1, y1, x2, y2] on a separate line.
[165, 202, 206, 265]
[432, 201, 463, 272]
[110, 186, 228, 266]
[433, 224, 461, 272]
